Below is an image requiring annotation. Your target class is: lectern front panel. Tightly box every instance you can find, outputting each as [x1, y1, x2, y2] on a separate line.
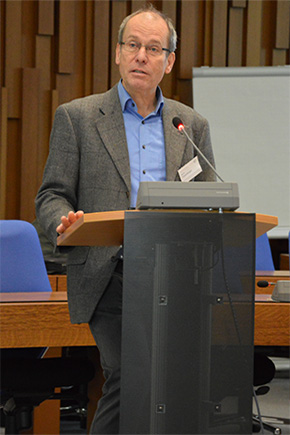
[120, 212, 255, 434]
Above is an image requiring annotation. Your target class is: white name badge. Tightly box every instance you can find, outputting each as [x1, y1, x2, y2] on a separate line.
[178, 156, 202, 182]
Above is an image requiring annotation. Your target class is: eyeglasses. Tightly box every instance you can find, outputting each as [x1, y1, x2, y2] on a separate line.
[120, 41, 171, 57]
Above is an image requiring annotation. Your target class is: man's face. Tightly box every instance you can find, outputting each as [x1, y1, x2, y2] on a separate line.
[115, 12, 175, 98]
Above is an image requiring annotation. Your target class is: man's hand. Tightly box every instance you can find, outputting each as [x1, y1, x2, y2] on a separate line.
[56, 210, 84, 234]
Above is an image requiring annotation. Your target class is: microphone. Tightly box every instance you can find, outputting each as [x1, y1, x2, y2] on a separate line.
[172, 117, 224, 182]
[257, 280, 275, 288]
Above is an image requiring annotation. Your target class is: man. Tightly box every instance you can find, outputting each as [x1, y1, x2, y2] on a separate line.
[35, 5, 216, 434]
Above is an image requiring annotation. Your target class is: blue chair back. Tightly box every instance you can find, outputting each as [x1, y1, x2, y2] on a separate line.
[0, 220, 52, 292]
[256, 232, 275, 271]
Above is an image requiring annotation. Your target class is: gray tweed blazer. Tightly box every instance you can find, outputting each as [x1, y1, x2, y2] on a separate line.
[35, 84, 216, 324]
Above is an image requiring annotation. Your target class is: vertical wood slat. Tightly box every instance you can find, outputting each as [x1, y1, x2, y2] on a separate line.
[110, 1, 128, 88]
[0, 87, 8, 219]
[5, 0, 22, 118]
[38, 0, 54, 35]
[232, 0, 247, 7]
[179, 0, 205, 79]
[22, 0, 37, 69]
[260, 0, 277, 67]
[0, 0, 4, 87]
[204, 0, 213, 66]
[246, 0, 262, 66]
[212, 0, 228, 66]
[36, 36, 52, 184]
[272, 48, 287, 66]
[131, 1, 143, 13]
[6, 118, 21, 219]
[20, 68, 40, 222]
[228, 6, 244, 66]
[36, 35, 52, 90]
[276, 0, 290, 49]
[93, 0, 110, 94]
[84, 1, 94, 96]
[58, 0, 75, 73]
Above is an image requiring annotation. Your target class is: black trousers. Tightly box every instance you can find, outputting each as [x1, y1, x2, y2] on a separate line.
[89, 264, 123, 435]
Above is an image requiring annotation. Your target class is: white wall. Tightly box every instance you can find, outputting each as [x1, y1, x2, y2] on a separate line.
[192, 66, 290, 238]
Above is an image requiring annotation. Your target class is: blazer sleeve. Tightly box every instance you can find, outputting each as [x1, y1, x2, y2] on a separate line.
[35, 104, 80, 248]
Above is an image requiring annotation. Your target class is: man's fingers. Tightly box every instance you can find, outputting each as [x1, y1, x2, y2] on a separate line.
[56, 210, 84, 234]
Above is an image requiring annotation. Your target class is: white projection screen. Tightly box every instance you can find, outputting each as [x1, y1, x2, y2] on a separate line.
[192, 66, 290, 238]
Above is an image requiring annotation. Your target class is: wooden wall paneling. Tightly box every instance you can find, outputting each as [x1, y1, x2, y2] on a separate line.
[246, 0, 262, 66]
[175, 78, 193, 108]
[212, 0, 228, 66]
[20, 68, 40, 222]
[159, 0, 177, 98]
[260, 0, 277, 66]
[0, 87, 8, 219]
[178, 0, 205, 79]
[6, 119, 21, 219]
[56, 1, 86, 105]
[272, 48, 287, 66]
[38, 0, 54, 36]
[228, 5, 244, 66]
[93, 0, 110, 93]
[58, 0, 75, 74]
[21, 0, 37, 69]
[36, 36, 52, 90]
[0, 0, 4, 87]
[131, 1, 145, 13]
[204, 0, 214, 66]
[162, 0, 177, 29]
[35, 35, 53, 185]
[110, 1, 128, 88]
[84, 0, 94, 96]
[275, 0, 290, 49]
[232, 0, 247, 7]
[5, 0, 22, 118]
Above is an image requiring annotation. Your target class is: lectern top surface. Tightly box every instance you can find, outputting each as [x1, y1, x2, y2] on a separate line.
[57, 210, 278, 247]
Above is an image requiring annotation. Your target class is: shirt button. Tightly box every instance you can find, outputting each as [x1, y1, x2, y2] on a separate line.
[142, 120, 145, 125]
[143, 170, 146, 174]
[142, 145, 146, 149]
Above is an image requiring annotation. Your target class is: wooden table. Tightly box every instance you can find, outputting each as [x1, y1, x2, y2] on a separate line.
[255, 270, 290, 294]
[0, 292, 289, 348]
[0, 292, 94, 348]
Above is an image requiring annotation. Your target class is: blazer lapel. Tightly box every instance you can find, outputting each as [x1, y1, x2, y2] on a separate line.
[162, 101, 187, 181]
[95, 86, 131, 192]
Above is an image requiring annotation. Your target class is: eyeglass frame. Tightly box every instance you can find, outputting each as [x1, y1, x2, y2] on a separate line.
[119, 41, 171, 56]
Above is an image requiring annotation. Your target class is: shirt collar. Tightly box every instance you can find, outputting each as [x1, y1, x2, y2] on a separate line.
[118, 80, 164, 116]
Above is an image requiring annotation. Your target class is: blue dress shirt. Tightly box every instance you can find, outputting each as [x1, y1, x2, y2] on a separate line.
[118, 81, 166, 208]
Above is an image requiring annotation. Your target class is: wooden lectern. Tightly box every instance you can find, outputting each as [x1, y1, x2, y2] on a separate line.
[58, 210, 278, 435]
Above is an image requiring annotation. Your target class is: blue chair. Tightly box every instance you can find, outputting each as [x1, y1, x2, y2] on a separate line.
[0, 220, 95, 434]
[255, 233, 275, 271]
[0, 220, 52, 293]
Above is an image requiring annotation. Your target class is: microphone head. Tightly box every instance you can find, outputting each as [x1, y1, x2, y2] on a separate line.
[172, 117, 184, 131]
[257, 280, 269, 288]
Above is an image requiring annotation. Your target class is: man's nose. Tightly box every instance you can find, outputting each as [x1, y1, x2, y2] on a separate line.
[135, 46, 148, 62]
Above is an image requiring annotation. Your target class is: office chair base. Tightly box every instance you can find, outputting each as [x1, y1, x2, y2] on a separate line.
[2, 403, 33, 435]
[253, 415, 282, 434]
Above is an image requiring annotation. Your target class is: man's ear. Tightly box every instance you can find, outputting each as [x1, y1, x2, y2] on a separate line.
[165, 52, 176, 75]
[115, 43, 121, 65]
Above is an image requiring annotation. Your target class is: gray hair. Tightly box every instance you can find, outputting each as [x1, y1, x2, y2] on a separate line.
[118, 3, 177, 53]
